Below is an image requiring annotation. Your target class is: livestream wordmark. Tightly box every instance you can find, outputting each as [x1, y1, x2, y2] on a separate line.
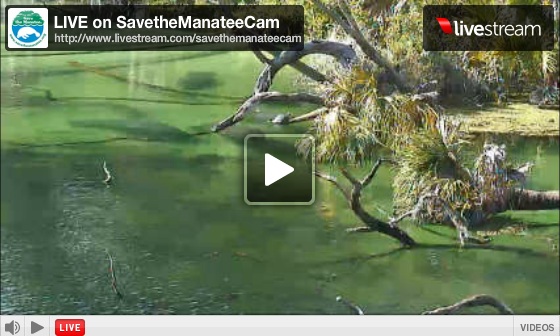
[424, 5, 554, 51]
[55, 319, 85, 336]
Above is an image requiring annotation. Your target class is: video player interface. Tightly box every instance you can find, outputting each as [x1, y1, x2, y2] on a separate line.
[1, 0, 559, 335]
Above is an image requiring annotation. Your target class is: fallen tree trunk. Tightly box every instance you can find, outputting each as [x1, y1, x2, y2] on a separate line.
[510, 189, 560, 211]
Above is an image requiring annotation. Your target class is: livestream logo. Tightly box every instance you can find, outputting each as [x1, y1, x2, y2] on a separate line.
[435, 17, 542, 37]
[423, 5, 553, 51]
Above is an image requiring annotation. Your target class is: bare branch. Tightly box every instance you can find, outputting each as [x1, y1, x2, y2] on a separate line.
[346, 226, 373, 233]
[312, 0, 412, 92]
[251, 48, 272, 64]
[212, 41, 354, 133]
[254, 41, 356, 94]
[212, 92, 324, 132]
[338, 0, 363, 33]
[422, 295, 514, 315]
[340, 168, 360, 185]
[361, 158, 395, 187]
[389, 192, 437, 226]
[106, 250, 124, 299]
[315, 171, 351, 200]
[251, 48, 329, 83]
[288, 108, 328, 124]
[317, 161, 416, 246]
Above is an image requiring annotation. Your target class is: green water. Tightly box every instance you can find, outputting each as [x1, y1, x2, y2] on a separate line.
[1, 51, 558, 315]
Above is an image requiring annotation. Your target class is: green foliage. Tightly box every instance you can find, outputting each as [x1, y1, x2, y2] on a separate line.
[300, 64, 439, 164]
[392, 119, 481, 220]
[298, 0, 554, 225]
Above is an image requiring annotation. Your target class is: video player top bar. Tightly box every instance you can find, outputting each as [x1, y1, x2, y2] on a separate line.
[5, 5, 304, 51]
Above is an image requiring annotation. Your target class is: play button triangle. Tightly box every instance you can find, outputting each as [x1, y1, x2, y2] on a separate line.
[31, 321, 44, 334]
[265, 153, 294, 186]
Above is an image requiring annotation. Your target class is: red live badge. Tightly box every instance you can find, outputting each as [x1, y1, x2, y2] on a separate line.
[55, 319, 85, 336]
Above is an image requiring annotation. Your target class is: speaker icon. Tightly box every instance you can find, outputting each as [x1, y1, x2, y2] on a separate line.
[4, 320, 21, 335]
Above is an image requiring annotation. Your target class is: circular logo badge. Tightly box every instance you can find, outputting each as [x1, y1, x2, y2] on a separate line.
[11, 10, 45, 46]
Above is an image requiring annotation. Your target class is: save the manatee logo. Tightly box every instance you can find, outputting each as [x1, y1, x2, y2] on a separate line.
[7, 8, 49, 49]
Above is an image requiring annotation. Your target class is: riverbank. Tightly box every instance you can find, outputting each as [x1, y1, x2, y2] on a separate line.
[446, 103, 559, 137]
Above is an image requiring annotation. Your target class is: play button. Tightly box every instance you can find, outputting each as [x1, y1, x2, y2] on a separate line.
[31, 321, 44, 334]
[265, 153, 294, 186]
[244, 134, 315, 205]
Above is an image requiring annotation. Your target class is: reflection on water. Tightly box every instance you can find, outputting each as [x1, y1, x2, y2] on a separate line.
[1, 51, 559, 315]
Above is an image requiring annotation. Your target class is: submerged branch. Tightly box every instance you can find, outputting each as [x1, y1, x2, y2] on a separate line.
[422, 294, 514, 315]
[103, 161, 113, 185]
[336, 296, 365, 315]
[106, 251, 124, 299]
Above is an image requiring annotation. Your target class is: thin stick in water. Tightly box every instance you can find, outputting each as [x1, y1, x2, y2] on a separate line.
[103, 161, 113, 185]
[106, 250, 124, 300]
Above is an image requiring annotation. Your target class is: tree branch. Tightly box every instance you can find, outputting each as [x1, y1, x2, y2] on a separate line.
[212, 41, 355, 133]
[346, 226, 373, 233]
[285, 108, 328, 124]
[315, 171, 351, 200]
[340, 167, 360, 185]
[312, 0, 412, 93]
[322, 160, 416, 246]
[212, 92, 324, 132]
[250, 47, 329, 84]
[389, 192, 437, 226]
[254, 41, 357, 94]
[251, 48, 272, 64]
[422, 295, 514, 315]
[361, 158, 395, 187]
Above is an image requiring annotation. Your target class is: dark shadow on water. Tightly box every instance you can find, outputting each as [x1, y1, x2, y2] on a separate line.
[4, 137, 130, 148]
[476, 215, 559, 232]
[70, 119, 211, 144]
[325, 241, 556, 266]
[59, 96, 236, 107]
[420, 226, 456, 240]
[177, 72, 218, 91]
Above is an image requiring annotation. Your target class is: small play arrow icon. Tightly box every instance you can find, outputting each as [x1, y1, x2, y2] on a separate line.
[31, 321, 44, 334]
[264, 153, 294, 186]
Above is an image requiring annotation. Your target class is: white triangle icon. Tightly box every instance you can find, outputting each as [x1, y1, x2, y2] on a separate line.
[265, 153, 294, 186]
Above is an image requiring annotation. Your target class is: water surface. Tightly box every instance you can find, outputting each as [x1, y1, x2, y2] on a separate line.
[1, 51, 558, 315]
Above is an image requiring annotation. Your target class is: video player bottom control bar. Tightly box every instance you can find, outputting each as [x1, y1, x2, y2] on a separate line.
[1, 315, 559, 336]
